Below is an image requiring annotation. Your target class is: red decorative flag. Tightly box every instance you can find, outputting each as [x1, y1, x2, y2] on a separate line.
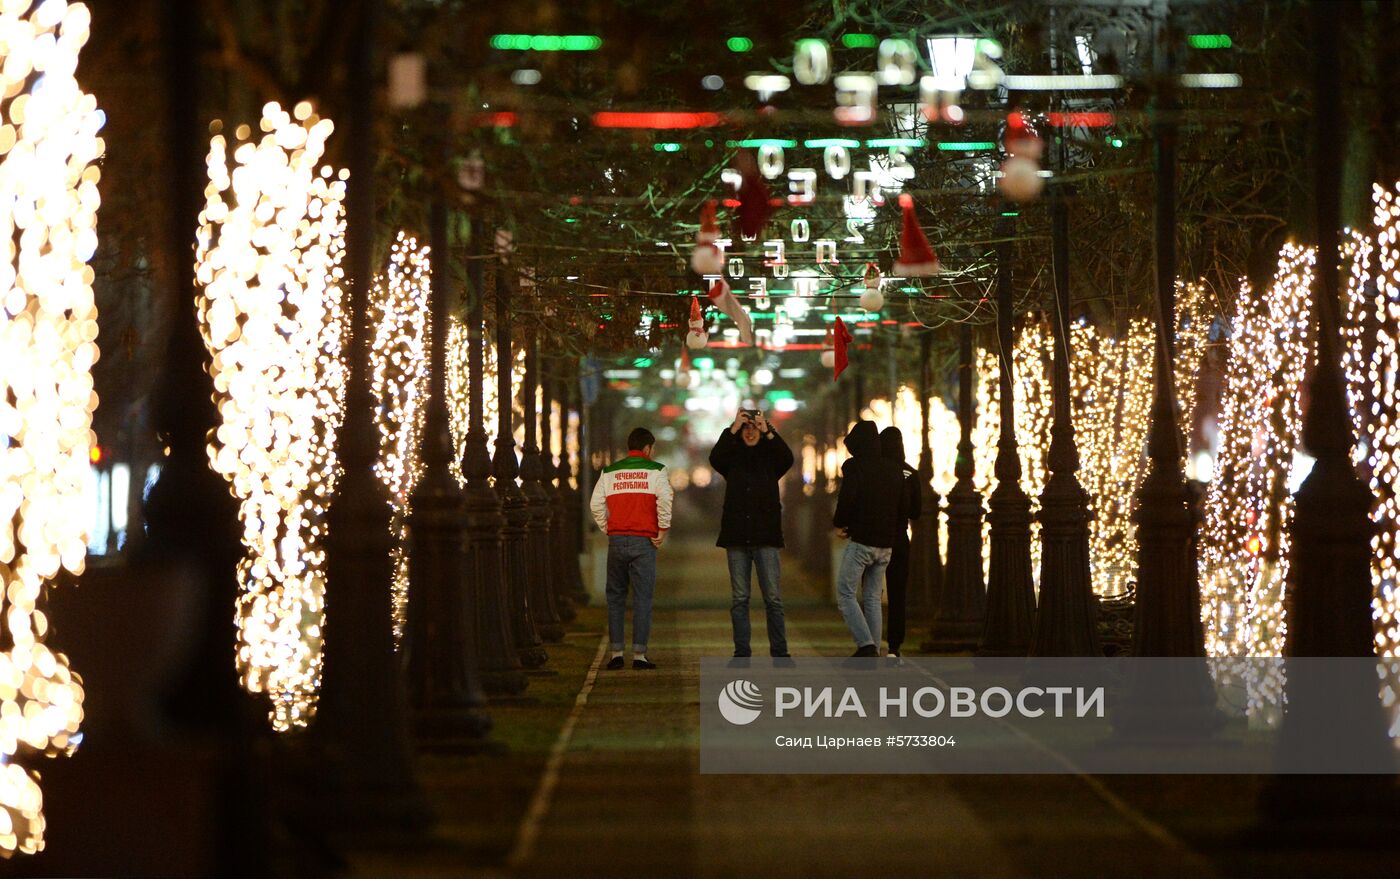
[707, 278, 754, 345]
[833, 317, 854, 379]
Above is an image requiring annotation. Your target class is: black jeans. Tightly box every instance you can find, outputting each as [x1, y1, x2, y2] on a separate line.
[885, 535, 910, 652]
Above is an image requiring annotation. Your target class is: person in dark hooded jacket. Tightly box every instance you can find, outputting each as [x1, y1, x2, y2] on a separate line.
[879, 426, 922, 658]
[710, 407, 794, 657]
[832, 419, 908, 656]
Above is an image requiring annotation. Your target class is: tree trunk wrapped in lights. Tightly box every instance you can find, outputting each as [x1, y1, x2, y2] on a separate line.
[0, 0, 102, 854]
[493, 247, 547, 669]
[1199, 245, 1314, 658]
[981, 222, 1036, 657]
[925, 323, 985, 652]
[403, 198, 490, 741]
[368, 231, 431, 646]
[451, 225, 525, 696]
[520, 332, 563, 642]
[195, 101, 347, 731]
[1342, 184, 1400, 658]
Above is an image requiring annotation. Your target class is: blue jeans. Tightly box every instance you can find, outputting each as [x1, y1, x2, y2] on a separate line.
[727, 547, 788, 656]
[837, 541, 891, 648]
[606, 535, 657, 653]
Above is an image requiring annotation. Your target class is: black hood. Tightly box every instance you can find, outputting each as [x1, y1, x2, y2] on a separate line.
[844, 419, 879, 458]
[879, 426, 907, 465]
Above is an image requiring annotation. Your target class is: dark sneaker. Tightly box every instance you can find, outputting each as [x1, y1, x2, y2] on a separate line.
[733, 651, 752, 658]
[633, 658, 657, 670]
[771, 652, 791, 658]
[851, 644, 878, 658]
[606, 655, 624, 670]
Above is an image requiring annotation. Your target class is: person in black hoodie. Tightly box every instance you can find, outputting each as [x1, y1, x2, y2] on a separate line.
[832, 419, 908, 657]
[710, 407, 795, 657]
[879, 426, 922, 659]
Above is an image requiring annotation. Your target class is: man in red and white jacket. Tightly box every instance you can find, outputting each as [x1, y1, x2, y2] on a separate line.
[590, 427, 674, 670]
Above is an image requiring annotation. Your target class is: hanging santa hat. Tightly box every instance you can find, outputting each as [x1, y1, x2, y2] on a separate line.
[859, 261, 885, 312]
[832, 317, 854, 380]
[707, 277, 754, 346]
[691, 199, 725, 276]
[892, 193, 941, 276]
[685, 295, 709, 349]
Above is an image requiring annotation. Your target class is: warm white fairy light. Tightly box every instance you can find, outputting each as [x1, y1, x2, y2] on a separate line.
[1343, 183, 1400, 658]
[0, 0, 100, 856]
[1071, 319, 1156, 597]
[368, 231, 430, 644]
[195, 101, 347, 731]
[445, 316, 526, 485]
[1199, 244, 1314, 657]
[970, 303, 1208, 598]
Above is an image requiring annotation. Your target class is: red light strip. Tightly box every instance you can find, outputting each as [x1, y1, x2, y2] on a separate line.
[1047, 111, 1115, 128]
[592, 111, 726, 129]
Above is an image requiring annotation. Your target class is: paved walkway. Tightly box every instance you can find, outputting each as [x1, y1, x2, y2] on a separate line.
[507, 538, 1217, 879]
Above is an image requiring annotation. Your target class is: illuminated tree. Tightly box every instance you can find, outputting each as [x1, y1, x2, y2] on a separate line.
[1343, 182, 1400, 658]
[0, 0, 101, 854]
[368, 231, 430, 644]
[1199, 243, 1314, 657]
[195, 101, 347, 730]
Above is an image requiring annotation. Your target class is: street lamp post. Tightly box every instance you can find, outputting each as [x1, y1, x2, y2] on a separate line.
[404, 196, 491, 741]
[520, 328, 565, 642]
[980, 216, 1036, 656]
[925, 322, 986, 651]
[312, 0, 429, 834]
[460, 215, 526, 696]
[494, 245, 548, 669]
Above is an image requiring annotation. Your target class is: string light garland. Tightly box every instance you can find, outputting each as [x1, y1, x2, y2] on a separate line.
[195, 101, 347, 731]
[1343, 182, 1400, 658]
[0, 0, 101, 854]
[1199, 244, 1314, 658]
[368, 231, 431, 644]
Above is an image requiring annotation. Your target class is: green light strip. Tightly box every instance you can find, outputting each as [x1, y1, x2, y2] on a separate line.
[727, 36, 753, 52]
[842, 34, 877, 49]
[866, 137, 925, 148]
[490, 34, 602, 51]
[936, 141, 996, 151]
[726, 138, 798, 148]
[1187, 34, 1233, 49]
[804, 138, 861, 148]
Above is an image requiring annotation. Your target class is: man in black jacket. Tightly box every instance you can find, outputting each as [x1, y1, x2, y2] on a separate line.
[710, 407, 794, 657]
[832, 419, 908, 657]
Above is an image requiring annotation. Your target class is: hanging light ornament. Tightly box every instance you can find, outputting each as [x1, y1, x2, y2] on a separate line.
[998, 111, 1045, 204]
[686, 295, 708, 349]
[0, 0, 101, 855]
[195, 101, 347, 731]
[368, 231, 431, 645]
[858, 261, 885, 312]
